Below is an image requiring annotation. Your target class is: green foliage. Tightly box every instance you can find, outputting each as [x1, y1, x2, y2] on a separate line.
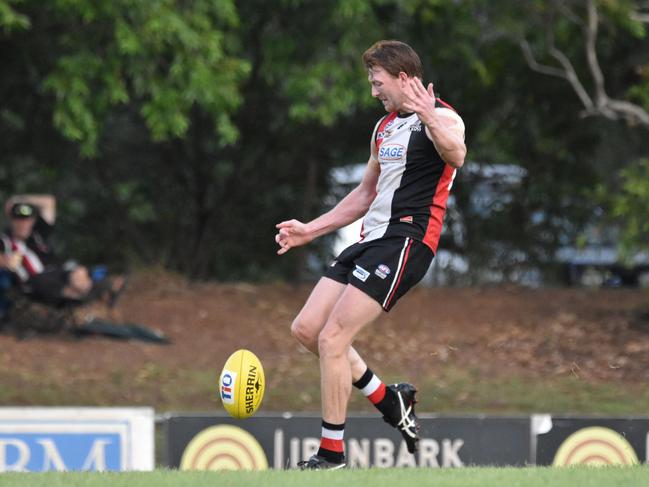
[41, 0, 249, 156]
[0, 0, 29, 32]
[601, 0, 647, 38]
[628, 65, 649, 111]
[610, 159, 649, 255]
[254, 0, 380, 125]
[1, 0, 649, 281]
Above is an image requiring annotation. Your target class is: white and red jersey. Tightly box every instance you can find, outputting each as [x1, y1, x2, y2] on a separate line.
[0, 218, 55, 282]
[361, 100, 464, 254]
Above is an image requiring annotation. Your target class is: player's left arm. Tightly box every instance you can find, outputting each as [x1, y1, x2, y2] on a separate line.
[402, 78, 466, 168]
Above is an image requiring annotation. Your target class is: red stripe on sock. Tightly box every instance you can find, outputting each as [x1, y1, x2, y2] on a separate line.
[320, 437, 344, 453]
[368, 382, 386, 404]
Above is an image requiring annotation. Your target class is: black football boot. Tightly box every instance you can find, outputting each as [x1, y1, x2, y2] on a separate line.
[297, 454, 347, 470]
[383, 383, 420, 454]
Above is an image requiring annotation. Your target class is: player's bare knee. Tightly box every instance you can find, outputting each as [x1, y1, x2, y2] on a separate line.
[290, 316, 318, 349]
[317, 324, 346, 359]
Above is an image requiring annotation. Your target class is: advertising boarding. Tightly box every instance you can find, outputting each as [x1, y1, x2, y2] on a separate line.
[0, 407, 154, 472]
[165, 413, 531, 469]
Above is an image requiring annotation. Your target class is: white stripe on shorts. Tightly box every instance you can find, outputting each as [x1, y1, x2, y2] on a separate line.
[382, 238, 410, 308]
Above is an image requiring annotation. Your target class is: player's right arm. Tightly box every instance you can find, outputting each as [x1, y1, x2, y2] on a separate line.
[275, 145, 380, 256]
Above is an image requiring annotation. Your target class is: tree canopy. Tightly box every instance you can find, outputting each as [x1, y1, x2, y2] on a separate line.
[1, 0, 648, 282]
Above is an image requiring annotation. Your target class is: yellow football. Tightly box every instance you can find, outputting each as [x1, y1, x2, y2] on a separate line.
[219, 349, 265, 419]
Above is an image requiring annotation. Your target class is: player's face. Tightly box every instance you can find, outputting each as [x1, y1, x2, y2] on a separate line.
[368, 66, 406, 113]
[10, 217, 35, 240]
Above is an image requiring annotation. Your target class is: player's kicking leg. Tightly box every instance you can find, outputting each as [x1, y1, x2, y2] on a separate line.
[292, 279, 420, 468]
[301, 284, 387, 469]
[291, 277, 371, 382]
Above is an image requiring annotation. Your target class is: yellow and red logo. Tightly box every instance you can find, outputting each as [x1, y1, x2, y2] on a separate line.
[553, 426, 638, 466]
[180, 425, 268, 471]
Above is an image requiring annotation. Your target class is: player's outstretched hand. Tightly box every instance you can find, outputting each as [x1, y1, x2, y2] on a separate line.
[275, 219, 312, 255]
[402, 78, 436, 126]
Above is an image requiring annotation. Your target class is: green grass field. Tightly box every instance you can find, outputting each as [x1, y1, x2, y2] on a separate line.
[2, 467, 649, 487]
[4, 364, 649, 416]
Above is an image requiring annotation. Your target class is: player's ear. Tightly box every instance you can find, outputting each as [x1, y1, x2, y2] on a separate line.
[398, 71, 410, 86]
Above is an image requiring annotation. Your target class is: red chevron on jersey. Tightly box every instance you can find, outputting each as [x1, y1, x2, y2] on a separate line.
[361, 103, 462, 252]
[424, 164, 457, 253]
[375, 112, 398, 149]
[436, 98, 456, 112]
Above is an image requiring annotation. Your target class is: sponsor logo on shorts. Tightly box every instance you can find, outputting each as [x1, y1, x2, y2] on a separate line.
[375, 264, 391, 280]
[352, 265, 370, 282]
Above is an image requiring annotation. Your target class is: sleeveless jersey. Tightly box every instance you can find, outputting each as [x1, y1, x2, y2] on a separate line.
[360, 101, 461, 254]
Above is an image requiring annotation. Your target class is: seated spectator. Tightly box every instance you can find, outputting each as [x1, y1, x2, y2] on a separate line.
[0, 195, 125, 307]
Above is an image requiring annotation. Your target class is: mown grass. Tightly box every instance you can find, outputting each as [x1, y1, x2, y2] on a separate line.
[2, 466, 649, 487]
[2, 363, 649, 416]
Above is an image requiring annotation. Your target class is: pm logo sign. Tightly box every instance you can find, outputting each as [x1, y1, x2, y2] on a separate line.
[0, 408, 154, 472]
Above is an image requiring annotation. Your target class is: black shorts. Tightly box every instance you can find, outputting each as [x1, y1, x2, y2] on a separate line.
[324, 236, 433, 311]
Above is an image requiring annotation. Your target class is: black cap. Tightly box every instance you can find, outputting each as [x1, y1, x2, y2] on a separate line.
[9, 203, 37, 219]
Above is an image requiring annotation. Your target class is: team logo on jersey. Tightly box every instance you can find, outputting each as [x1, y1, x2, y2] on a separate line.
[352, 265, 370, 282]
[375, 264, 391, 280]
[377, 120, 395, 139]
[379, 120, 410, 140]
[410, 121, 422, 132]
[385, 121, 409, 138]
[378, 143, 406, 162]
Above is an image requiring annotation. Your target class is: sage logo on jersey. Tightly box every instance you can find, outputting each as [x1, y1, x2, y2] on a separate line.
[352, 265, 370, 282]
[220, 371, 236, 404]
[379, 144, 406, 162]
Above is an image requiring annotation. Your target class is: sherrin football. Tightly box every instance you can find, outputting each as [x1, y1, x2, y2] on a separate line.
[219, 349, 265, 419]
